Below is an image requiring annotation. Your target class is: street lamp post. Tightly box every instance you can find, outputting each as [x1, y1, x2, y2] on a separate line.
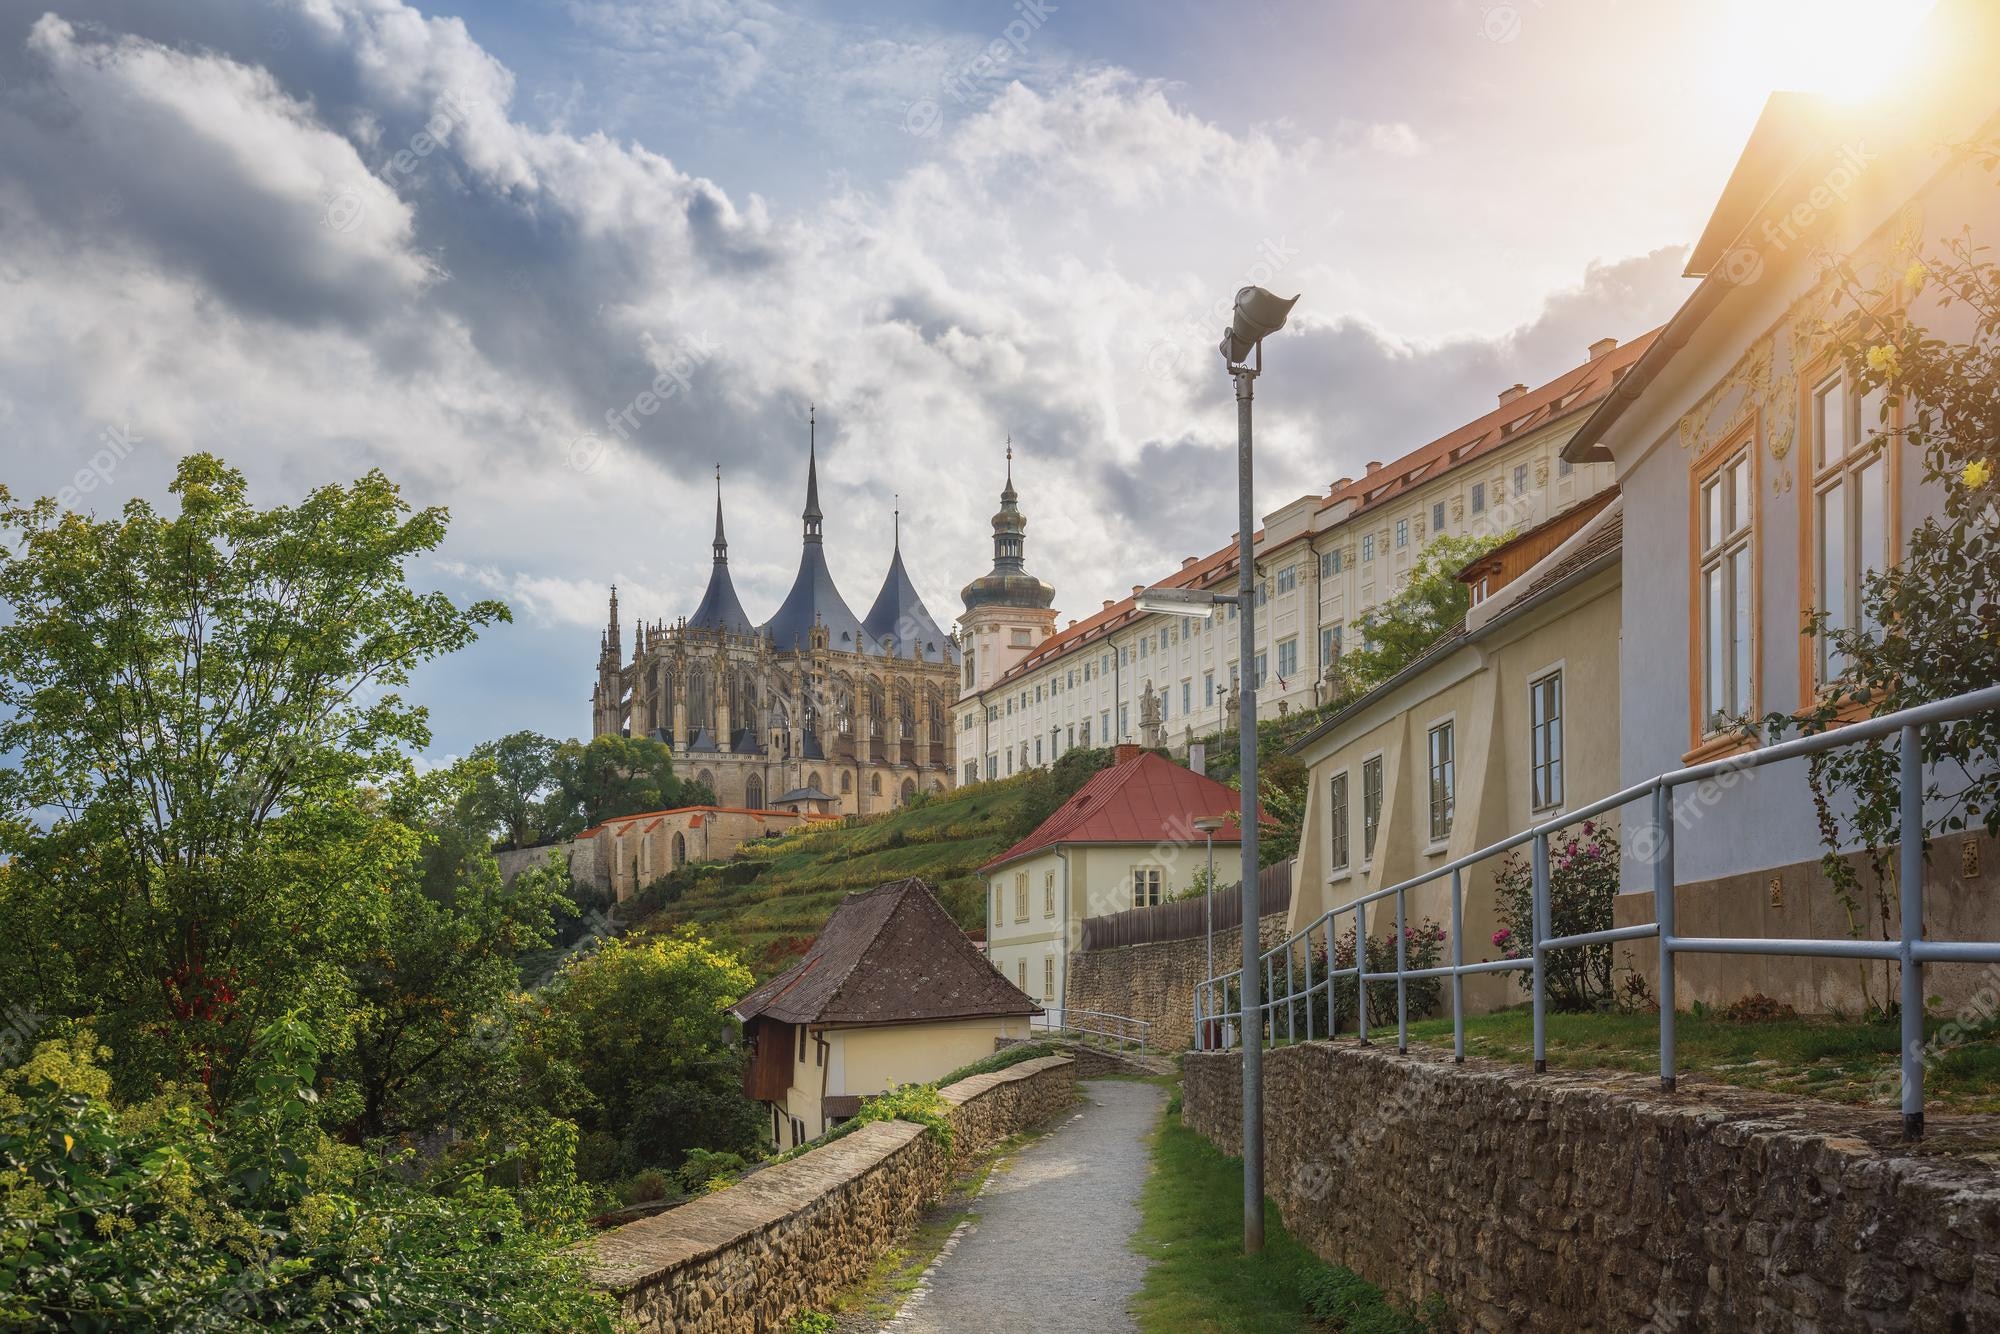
[1140, 285, 1297, 1256]
[1193, 814, 1227, 1049]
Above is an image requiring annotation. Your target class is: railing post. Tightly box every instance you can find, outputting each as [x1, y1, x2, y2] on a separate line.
[1325, 916, 1339, 1038]
[1285, 948, 1296, 1044]
[1304, 932, 1316, 1042]
[1654, 783, 1677, 1093]
[1531, 830, 1550, 1074]
[1395, 885, 1409, 1055]
[1356, 898, 1370, 1045]
[1450, 866, 1465, 1063]
[1194, 983, 1204, 1053]
[1900, 722, 1926, 1140]
[1266, 954, 1276, 1049]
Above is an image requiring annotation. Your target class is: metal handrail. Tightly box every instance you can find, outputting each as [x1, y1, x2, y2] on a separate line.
[1194, 683, 2000, 1139]
[1031, 1006, 1152, 1049]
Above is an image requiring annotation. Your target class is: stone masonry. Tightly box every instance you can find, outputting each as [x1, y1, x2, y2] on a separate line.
[586, 1055, 1076, 1332]
[1184, 1042, 2000, 1332]
[1066, 911, 1288, 1051]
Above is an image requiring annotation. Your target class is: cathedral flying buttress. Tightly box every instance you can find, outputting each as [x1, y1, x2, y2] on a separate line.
[589, 414, 962, 817]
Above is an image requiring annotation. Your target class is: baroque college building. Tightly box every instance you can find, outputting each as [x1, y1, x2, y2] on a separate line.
[590, 422, 961, 817]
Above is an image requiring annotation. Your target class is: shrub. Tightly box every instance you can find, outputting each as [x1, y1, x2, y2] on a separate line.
[853, 1083, 953, 1152]
[676, 1148, 748, 1194]
[1285, 918, 1447, 1036]
[1491, 821, 1619, 1012]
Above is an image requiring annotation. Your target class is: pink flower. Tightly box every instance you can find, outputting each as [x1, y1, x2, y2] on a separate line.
[1491, 928, 1512, 948]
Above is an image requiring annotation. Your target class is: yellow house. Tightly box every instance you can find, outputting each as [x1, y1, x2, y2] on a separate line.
[981, 745, 1250, 1013]
[1287, 495, 1624, 1015]
[731, 878, 1038, 1148]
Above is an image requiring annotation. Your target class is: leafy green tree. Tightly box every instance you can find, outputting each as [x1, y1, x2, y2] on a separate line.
[331, 766, 577, 1142]
[1340, 531, 1509, 698]
[0, 455, 507, 1103]
[460, 730, 560, 849]
[0, 1018, 614, 1331]
[519, 932, 759, 1179]
[543, 733, 714, 839]
[1768, 157, 2000, 1008]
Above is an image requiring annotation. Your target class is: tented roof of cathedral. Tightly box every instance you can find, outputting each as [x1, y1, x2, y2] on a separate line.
[765, 531, 873, 654]
[688, 563, 756, 636]
[863, 535, 958, 664]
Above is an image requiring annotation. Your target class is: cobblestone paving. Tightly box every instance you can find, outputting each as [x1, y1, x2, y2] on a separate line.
[884, 1079, 1166, 1333]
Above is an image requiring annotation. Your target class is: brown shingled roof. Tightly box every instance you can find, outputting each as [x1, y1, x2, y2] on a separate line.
[731, 878, 1040, 1027]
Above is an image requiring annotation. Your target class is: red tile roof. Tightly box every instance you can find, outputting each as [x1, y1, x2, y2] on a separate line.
[988, 328, 1660, 690]
[980, 751, 1265, 873]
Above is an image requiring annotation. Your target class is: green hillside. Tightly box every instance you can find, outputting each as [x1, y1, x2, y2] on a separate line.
[625, 748, 1121, 978]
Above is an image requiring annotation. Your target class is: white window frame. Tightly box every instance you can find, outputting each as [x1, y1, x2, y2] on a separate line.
[1326, 769, 1351, 875]
[1360, 751, 1385, 866]
[1697, 442, 1756, 735]
[1131, 865, 1163, 909]
[1528, 663, 1565, 814]
[1808, 368, 1892, 686]
[1426, 715, 1456, 848]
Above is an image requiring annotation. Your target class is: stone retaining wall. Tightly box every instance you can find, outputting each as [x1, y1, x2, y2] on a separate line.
[586, 1056, 1076, 1332]
[1067, 912, 1288, 1051]
[1184, 1043, 2000, 1332]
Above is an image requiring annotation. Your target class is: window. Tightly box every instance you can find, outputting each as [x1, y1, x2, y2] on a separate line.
[1530, 670, 1563, 811]
[1015, 873, 1029, 922]
[1203, 673, 1214, 706]
[1362, 756, 1383, 861]
[1320, 623, 1342, 665]
[1395, 518, 1409, 549]
[1118, 703, 1129, 736]
[1044, 871, 1056, 917]
[987, 755, 999, 780]
[1559, 455, 1574, 477]
[1017, 958, 1028, 990]
[1011, 628, 1030, 647]
[1139, 637, 1148, 660]
[1470, 482, 1486, 514]
[1252, 652, 1268, 687]
[1081, 719, 1092, 745]
[1514, 463, 1529, 495]
[1808, 369, 1892, 684]
[1428, 721, 1456, 843]
[1362, 533, 1376, 562]
[1068, 723, 1076, 747]
[992, 883, 1002, 922]
[1327, 771, 1350, 871]
[1276, 564, 1298, 594]
[1321, 548, 1344, 578]
[1256, 581, 1269, 607]
[1132, 866, 1163, 908]
[1697, 444, 1755, 732]
[1277, 638, 1297, 679]
[1182, 680, 1192, 713]
[966, 760, 978, 784]
[798, 1025, 808, 1063]
[1100, 709, 1110, 738]
[1043, 955, 1055, 1000]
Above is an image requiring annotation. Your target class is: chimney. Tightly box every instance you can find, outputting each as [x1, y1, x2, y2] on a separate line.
[1067, 618, 1078, 629]
[1188, 741, 1207, 775]
[1332, 476, 1353, 491]
[1101, 599, 1114, 611]
[1132, 585, 1145, 599]
[1182, 555, 1199, 568]
[1114, 743, 1142, 765]
[1499, 383, 1528, 406]
[1364, 460, 1382, 475]
[1588, 336, 1618, 361]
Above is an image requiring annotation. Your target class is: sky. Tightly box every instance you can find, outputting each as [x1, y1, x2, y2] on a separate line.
[0, 0, 1939, 763]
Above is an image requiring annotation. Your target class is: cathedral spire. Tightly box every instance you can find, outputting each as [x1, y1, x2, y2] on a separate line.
[712, 465, 728, 563]
[802, 402, 823, 543]
[604, 584, 622, 660]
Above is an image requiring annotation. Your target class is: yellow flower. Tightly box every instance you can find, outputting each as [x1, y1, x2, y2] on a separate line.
[61, 1134, 73, 1155]
[1965, 459, 1994, 490]
[1904, 261, 1927, 291]
[1865, 344, 1901, 379]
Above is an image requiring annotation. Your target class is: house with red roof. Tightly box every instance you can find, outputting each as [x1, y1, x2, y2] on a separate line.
[980, 744, 1263, 1012]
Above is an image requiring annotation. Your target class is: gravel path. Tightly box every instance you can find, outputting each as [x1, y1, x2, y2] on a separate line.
[884, 1079, 1165, 1333]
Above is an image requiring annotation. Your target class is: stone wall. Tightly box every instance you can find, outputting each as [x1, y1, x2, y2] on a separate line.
[1183, 1043, 2000, 1331]
[1067, 911, 1288, 1051]
[586, 1056, 1075, 1332]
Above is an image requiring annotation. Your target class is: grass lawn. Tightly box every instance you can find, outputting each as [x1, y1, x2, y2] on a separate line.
[1378, 1006, 2000, 1114]
[1132, 1095, 1433, 1332]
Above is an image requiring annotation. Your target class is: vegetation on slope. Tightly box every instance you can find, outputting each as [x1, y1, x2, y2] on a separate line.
[627, 747, 1123, 976]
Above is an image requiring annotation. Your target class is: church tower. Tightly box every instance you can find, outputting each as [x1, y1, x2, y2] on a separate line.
[957, 443, 1057, 700]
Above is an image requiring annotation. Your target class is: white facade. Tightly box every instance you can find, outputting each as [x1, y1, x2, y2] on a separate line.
[952, 343, 1639, 781]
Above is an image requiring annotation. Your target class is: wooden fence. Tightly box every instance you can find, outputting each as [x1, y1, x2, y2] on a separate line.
[1079, 860, 1292, 952]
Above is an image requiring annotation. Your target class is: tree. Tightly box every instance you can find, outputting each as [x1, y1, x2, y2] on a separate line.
[460, 730, 560, 849]
[1340, 531, 1509, 700]
[518, 932, 759, 1180]
[0, 455, 508, 1103]
[1767, 152, 2000, 1009]
[330, 765, 576, 1142]
[543, 733, 714, 839]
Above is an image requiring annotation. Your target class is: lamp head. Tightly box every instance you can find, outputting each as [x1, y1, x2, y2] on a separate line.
[1219, 286, 1300, 366]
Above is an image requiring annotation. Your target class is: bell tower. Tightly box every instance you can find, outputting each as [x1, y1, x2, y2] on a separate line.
[957, 441, 1057, 701]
